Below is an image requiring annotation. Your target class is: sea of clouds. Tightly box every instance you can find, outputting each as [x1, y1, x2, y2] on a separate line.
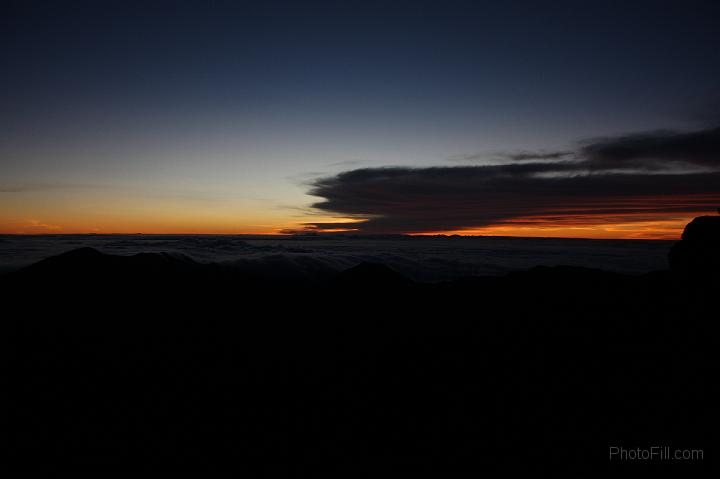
[0, 234, 676, 282]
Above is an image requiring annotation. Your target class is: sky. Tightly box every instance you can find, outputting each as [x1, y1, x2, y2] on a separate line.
[2, 0, 719, 238]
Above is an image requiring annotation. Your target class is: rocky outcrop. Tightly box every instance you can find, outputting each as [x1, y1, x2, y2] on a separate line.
[668, 213, 720, 282]
[333, 261, 413, 289]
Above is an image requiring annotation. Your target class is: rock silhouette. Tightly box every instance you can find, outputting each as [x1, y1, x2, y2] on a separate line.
[19, 246, 202, 278]
[333, 261, 413, 288]
[4, 217, 716, 473]
[669, 212, 720, 283]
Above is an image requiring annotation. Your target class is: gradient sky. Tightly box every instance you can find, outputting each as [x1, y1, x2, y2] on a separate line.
[2, 0, 719, 237]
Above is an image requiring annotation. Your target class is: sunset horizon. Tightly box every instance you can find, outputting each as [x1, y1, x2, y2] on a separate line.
[4, 2, 720, 240]
[4, 0, 719, 472]
[0, 215, 710, 239]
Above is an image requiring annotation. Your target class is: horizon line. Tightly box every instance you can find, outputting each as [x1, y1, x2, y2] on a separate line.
[0, 231, 679, 241]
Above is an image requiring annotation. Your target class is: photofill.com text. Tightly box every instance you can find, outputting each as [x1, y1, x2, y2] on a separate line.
[609, 445, 703, 461]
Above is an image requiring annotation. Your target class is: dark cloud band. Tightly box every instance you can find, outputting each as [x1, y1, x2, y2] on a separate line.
[303, 125, 720, 233]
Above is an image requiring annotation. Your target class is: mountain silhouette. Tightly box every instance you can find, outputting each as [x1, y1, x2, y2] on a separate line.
[4, 216, 717, 473]
[17, 247, 202, 280]
[334, 261, 413, 288]
[681, 214, 720, 241]
[669, 212, 720, 282]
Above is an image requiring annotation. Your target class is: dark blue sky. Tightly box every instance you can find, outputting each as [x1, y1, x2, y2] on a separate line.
[2, 0, 719, 235]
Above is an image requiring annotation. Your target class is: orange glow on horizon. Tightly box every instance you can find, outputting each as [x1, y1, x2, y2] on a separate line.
[1, 203, 715, 239]
[1, 214, 699, 239]
[0, 216, 366, 236]
[410, 213, 708, 240]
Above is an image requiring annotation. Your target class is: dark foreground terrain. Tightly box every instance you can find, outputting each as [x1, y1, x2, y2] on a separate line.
[4, 217, 719, 472]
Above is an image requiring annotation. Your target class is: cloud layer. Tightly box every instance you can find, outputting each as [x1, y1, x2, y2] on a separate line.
[304, 126, 720, 234]
[0, 234, 674, 280]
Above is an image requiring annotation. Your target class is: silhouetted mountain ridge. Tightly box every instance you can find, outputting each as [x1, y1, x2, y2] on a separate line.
[669, 213, 720, 282]
[19, 246, 202, 277]
[334, 261, 413, 287]
[4, 215, 718, 472]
